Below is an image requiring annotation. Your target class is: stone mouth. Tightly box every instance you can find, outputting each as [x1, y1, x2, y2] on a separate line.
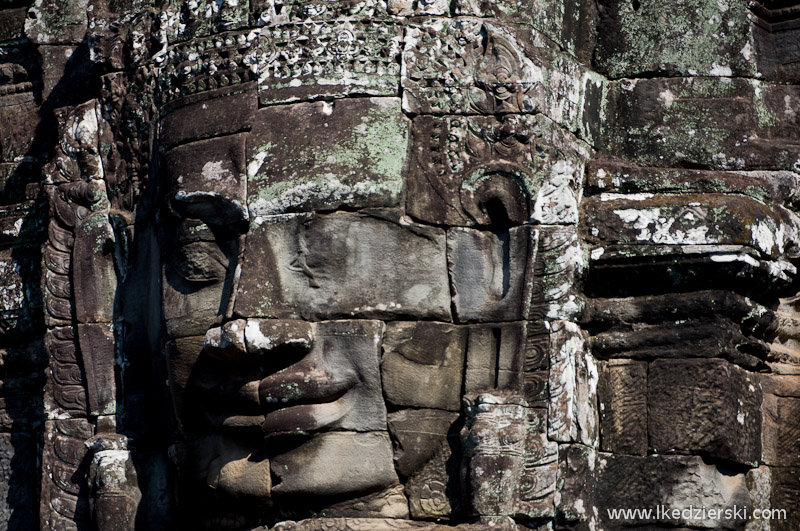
[260, 394, 354, 436]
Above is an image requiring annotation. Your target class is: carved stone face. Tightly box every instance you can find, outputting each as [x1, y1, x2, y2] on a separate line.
[155, 16, 585, 523]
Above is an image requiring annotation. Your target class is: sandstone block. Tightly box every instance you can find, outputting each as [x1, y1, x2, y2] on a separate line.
[163, 134, 249, 227]
[770, 467, 800, 531]
[603, 77, 800, 171]
[387, 409, 459, 480]
[648, 358, 761, 465]
[235, 212, 451, 321]
[548, 321, 598, 446]
[25, 0, 88, 44]
[247, 98, 406, 217]
[270, 432, 398, 497]
[448, 227, 537, 323]
[260, 320, 387, 434]
[159, 83, 257, 149]
[0, 92, 38, 162]
[464, 323, 526, 395]
[555, 444, 596, 524]
[598, 359, 647, 455]
[382, 322, 466, 411]
[595, 0, 756, 78]
[596, 454, 751, 529]
[761, 374, 800, 467]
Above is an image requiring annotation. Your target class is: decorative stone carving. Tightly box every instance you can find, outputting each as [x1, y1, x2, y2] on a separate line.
[1, 0, 799, 529]
[257, 19, 403, 105]
[247, 98, 407, 217]
[461, 393, 557, 521]
[402, 20, 540, 115]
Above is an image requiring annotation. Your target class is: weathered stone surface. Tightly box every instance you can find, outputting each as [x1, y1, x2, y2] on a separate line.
[588, 295, 772, 370]
[39, 45, 96, 107]
[753, 7, 800, 83]
[406, 115, 539, 227]
[454, 0, 597, 62]
[0, 395, 44, 432]
[548, 321, 598, 446]
[0, 92, 38, 162]
[0, 432, 39, 530]
[648, 358, 761, 465]
[769, 294, 800, 369]
[252, 0, 391, 23]
[583, 193, 800, 261]
[586, 157, 800, 206]
[448, 226, 537, 323]
[770, 467, 800, 531]
[315, 484, 410, 519]
[382, 322, 466, 411]
[269, 519, 528, 530]
[596, 454, 752, 529]
[164, 0, 250, 42]
[534, 226, 585, 321]
[77, 322, 116, 417]
[603, 77, 800, 171]
[0, 246, 39, 339]
[158, 29, 258, 106]
[260, 320, 387, 435]
[746, 466, 772, 531]
[0, 7, 26, 43]
[0, 162, 41, 204]
[162, 220, 237, 337]
[159, 83, 257, 149]
[761, 374, 800, 467]
[462, 394, 556, 519]
[464, 323, 526, 395]
[25, 0, 89, 44]
[555, 444, 596, 525]
[597, 359, 647, 455]
[257, 20, 403, 105]
[405, 430, 464, 520]
[164, 336, 204, 432]
[270, 431, 398, 496]
[163, 134, 249, 227]
[247, 98, 407, 217]
[402, 20, 538, 115]
[235, 212, 451, 321]
[9, 0, 800, 528]
[595, 0, 756, 78]
[387, 409, 458, 480]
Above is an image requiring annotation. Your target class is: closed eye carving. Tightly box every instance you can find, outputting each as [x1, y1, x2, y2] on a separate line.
[172, 241, 230, 284]
[167, 218, 235, 285]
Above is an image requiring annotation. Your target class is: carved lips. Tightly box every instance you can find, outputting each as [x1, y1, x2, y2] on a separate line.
[259, 364, 358, 436]
[199, 320, 388, 438]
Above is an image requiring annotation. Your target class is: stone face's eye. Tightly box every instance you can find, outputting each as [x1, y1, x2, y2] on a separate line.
[172, 241, 230, 284]
[167, 219, 233, 285]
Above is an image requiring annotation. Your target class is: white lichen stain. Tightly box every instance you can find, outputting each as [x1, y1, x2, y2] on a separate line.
[740, 42, 753, 61]
[613, 207, 713, 245]
[709, 62, 733, 76]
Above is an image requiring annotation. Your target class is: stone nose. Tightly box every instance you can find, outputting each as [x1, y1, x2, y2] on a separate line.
[203, 319, 314, 363]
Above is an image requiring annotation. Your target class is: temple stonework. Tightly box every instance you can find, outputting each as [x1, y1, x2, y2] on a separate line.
[0, 0, 798, 529]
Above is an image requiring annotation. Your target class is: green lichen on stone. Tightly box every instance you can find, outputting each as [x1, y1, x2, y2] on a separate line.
[596, 0, 756, 78]
[248, 99, 406, 216]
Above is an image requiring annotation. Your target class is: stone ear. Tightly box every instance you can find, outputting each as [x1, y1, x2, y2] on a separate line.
[460, 169, 531, 227]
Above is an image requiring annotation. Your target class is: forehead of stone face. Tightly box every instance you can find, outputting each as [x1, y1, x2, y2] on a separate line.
[159, 83, 258, 228]
[246, 97, 408, 219]
[161, 131, 249, 228]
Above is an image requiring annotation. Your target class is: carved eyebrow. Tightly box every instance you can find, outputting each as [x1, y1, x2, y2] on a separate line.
[169, 191, 250, 236]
